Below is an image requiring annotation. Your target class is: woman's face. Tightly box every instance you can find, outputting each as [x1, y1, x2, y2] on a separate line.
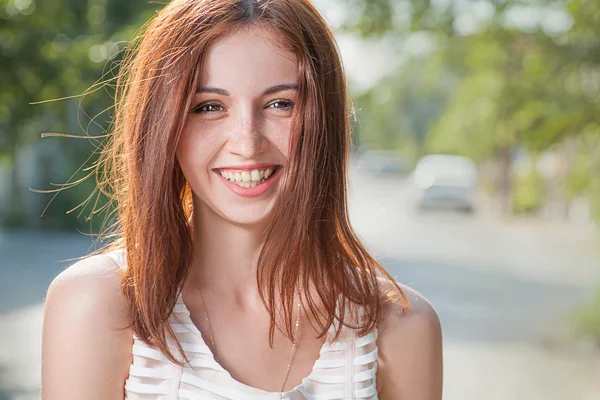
[177, 26, 298, 227]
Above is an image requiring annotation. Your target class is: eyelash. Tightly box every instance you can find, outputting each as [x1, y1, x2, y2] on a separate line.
[192, 99, 295, 114]
[194, 103, 224, 114]
[267, 100, 295, 111]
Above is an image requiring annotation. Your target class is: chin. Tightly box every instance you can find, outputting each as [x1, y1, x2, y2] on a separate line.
[192, 183, 280, 228]
[219, 208, 274, 228]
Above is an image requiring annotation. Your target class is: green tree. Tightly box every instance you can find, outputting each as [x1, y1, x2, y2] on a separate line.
[0, 0, 159, 228]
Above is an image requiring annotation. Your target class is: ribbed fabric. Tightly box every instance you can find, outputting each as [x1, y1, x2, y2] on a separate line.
[106, 250, 378, 400]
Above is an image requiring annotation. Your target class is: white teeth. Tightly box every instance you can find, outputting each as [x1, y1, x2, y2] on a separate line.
[219, 166, 278, 188]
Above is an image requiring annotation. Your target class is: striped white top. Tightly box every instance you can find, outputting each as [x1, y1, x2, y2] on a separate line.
[106, 250, 379, 400]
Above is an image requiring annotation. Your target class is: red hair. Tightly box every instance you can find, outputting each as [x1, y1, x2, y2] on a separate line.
[97, 0, 408, 364]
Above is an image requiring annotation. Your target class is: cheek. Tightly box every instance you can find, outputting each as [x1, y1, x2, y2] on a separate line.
[177, 135, 214, 198]
[263, 118, 293, 156]
[176, 129, 196, 170]
[177, 122, 220, 167]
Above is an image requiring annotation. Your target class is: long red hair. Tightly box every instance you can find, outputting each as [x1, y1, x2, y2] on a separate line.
[98, 0, 408, 364]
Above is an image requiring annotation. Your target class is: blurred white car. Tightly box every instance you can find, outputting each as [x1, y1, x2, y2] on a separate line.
[413, 154, 479, 213]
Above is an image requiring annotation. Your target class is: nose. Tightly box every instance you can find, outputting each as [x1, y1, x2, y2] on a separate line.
[227, 108, 267, 159]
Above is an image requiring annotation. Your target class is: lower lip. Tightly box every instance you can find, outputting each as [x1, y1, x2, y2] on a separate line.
[216, 169, 281, 197]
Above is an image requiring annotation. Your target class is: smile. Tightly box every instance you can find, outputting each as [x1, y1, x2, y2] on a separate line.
[216, 166, 279, 188]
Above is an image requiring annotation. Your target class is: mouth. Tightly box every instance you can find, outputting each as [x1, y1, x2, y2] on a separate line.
[214, 165, 282, 188]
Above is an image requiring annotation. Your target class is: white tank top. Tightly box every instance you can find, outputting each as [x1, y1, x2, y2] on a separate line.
[106, 250, 379, 400]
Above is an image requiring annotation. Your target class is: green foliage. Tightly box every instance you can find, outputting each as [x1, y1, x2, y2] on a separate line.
[341, 0, 457, 37]
[352, 0, 600, 217]
[512, 165, 546, 214]
[0, 0, 160, 230]
[355, 54, 454, 160]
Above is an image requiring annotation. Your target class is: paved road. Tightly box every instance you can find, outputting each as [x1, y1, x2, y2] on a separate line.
[348, 169, 600, 399]
[1, 169, 599, 399]
[0, 232, 94, 400]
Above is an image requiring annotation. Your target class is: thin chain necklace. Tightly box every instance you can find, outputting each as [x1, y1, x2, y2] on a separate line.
[197, 290, 302, 394]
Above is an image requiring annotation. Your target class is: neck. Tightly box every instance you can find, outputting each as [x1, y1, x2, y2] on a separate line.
[187, 197, 267, 309]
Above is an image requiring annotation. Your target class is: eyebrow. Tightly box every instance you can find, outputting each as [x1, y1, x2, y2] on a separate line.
[195, 83, 298, 96]
[262, 83, 298, 96]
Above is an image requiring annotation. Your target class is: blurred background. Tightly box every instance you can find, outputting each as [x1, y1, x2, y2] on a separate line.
[1, 0, 600, 398]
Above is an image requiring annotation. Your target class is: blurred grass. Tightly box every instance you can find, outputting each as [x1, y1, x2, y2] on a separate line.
[574, 287, 600, 343]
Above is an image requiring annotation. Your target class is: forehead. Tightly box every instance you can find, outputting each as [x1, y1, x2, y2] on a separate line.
[199, 26, 298, 91]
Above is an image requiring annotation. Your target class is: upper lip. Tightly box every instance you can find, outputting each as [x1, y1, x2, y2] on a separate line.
[215, 163, 280, 171]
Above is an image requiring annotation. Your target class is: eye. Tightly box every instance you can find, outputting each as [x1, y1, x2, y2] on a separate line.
[267, 100, 295, 111]
[193, 103, 225, 114]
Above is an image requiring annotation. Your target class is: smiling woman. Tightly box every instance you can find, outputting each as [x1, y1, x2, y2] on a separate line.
[41, 1, 442, 399]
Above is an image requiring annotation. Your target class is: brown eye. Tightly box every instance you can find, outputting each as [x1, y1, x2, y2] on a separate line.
[194, 103, 224, 114]
[267, 100, 294, 111]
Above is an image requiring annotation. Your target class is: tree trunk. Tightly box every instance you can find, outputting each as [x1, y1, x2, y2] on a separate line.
[497, 144, 513, 216]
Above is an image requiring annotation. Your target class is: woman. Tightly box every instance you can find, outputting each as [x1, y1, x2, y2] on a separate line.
[41, 0, 443, 399]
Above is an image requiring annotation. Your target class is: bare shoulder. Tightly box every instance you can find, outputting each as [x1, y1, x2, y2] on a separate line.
[376, 277, 443, 400]
[42, 253, 132, 400]
[378, 277, 440, 330]
[45, 253, 129, 329]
